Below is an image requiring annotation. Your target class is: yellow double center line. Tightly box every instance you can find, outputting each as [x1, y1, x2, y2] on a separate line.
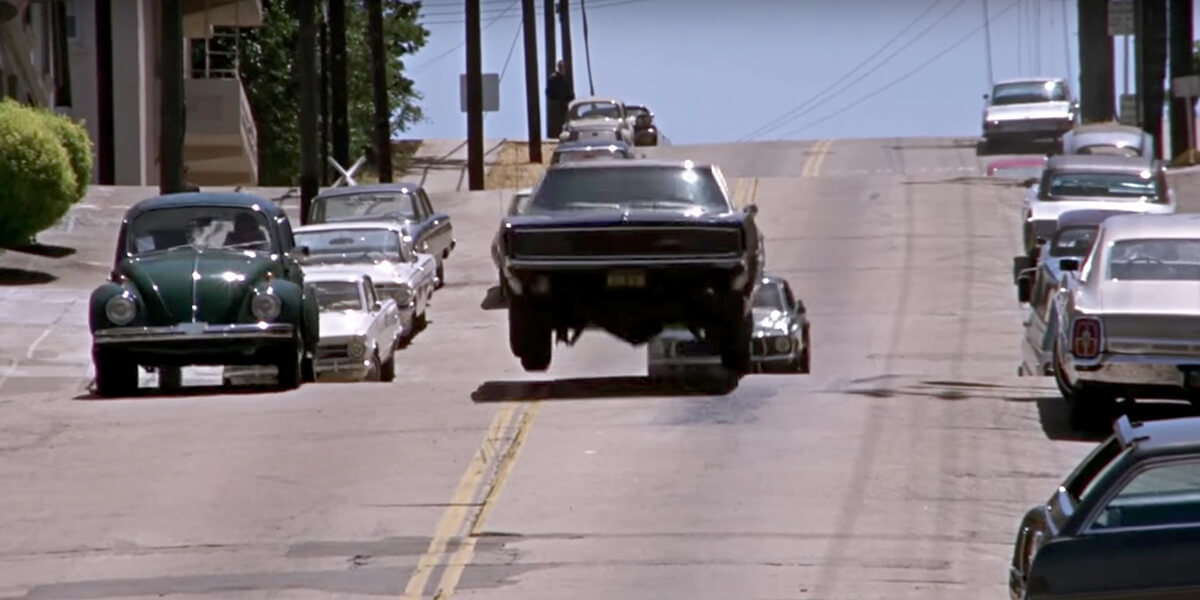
[400, 399, 542, 599]
[801, 139, 834, 177]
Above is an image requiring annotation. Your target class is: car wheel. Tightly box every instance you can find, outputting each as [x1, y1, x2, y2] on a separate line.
[435, 261, 445, 289]
[1053, 342, 1117, 432]
[797, 327, 811, 374]
[93, 346, 137, 398]
[366, 351, 382, 382]
[158, 365, 183, 391]
[719, 309, 753, 375]
[276, 335, 304, 391]
[380, 349, 396, 382]
[509, 298, 551, 371]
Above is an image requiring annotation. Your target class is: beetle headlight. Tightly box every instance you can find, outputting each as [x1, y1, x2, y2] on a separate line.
[105, 294, 136, 325]
[347, 339, 367, 359]
[773, 336, 791, 353]
[251, 291, 282, 322]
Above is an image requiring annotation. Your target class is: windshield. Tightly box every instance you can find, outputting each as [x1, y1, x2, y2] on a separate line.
[1064, 436, 1127, 503]
[312, 280, 363, 312]
[1045, 171, 1160, 200]
[569, 101, 621, 120]
[509, 193, 532, 215]
[552, 148, 627, 164]
[314, 192, 417, 222]
[753, 284, 784, 309]
[1050, 226, 1100, 257]
[991, 80, 1067, 105]
[126, 206, 273, 255]
[295, 229, 400, 263]
[1108, 238, 1200, 281]
[626, 106, 648, 118]
[528, 166, 728, 212]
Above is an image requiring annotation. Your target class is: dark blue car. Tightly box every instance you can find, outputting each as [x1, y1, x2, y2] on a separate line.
[307, 183, 456, 287]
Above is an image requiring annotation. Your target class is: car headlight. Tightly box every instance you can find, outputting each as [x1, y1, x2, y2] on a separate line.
[251, 291, 282, 322]
[391, 282, 414, 305]
[773, 336, 791, 353]
[347, 339, 367, 359]
[105, 294, 136, 325]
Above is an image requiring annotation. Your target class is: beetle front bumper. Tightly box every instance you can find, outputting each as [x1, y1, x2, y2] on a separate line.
[93, 322, 296, 365]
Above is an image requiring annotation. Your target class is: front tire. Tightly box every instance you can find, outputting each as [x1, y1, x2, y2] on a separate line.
[158, 365, 183, 391]
[509, 298, 552, 371]
[93, 347, 137, 398]
[719, 309, 753, 374]
[276, 336, 304, 391]
[435, 260, 445, 289]
[796, 325, 811, 374]
[380, 348, 396, 382]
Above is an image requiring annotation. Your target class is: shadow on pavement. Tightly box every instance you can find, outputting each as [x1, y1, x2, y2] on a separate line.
[3, 242, 77, 258]
[73, 384, 283, 401]
[471, 375, 739, 402]
[480, 285, 507, 310]
[0, 267, 58, 285]
[1014, 395, 1200, 443]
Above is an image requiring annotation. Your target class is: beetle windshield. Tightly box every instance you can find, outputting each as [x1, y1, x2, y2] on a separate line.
[1049, 226, 1100, 257]
[529, 165, 729, 212]
[1107, 239, 1200, 281]
[314, 192, 417, 222]
[312, 281, 363, 312]
[1045, 171, 1161, 200]
[991, 80, 1067, 105]
[296, 229, 400, 264]
[753, 283, 785, 310]
[126, 206, 273, 255]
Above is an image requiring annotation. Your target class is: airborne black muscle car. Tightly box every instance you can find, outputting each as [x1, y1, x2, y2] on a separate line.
[1009, 415, 1200, 600]
[494, 160, 764, 374]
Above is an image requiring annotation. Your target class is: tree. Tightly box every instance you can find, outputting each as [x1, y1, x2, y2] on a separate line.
[202, 0, 428, 185]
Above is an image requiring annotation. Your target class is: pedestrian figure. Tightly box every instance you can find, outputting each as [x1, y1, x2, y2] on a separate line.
[545, 60, 574, 137]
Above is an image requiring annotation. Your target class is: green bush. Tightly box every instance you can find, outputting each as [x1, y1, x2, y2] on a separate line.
[35, 108, 93, 202]
[0, 99, 77, 246]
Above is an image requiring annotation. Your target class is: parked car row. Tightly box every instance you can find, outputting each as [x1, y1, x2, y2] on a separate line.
[88, 181, 457, 396]
[992, 122, 1200, 599]
[558, 96, 664, 147]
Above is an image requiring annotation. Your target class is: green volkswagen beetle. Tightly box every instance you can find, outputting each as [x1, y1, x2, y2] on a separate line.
[88, 192, 320, 396]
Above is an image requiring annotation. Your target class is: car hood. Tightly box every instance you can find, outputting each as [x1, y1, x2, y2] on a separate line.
[986, 101, 1072, 121]
[753, 308, 791, 334]
[1098, 281, 1200, 315]
[303, 257, 412, 282]
[1029, 199, 1172, 221]
[506, 207, 742, 228]
[319, 309, 372, 338]
[121, 247, 274, 324]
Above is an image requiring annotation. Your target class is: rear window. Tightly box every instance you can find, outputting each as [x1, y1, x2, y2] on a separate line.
[529, 166, 730, 212]
[1050, 226, 1099, 257]
[1045, 170, 1161, 201]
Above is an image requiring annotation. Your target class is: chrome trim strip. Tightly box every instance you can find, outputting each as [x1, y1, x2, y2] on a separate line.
[94, 322, 294, 344]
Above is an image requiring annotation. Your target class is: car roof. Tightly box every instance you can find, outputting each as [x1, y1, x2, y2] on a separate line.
[1116, 415, 1200, 454]
[314, 183, 424, 199]
[993, 76, 1065, 86]
[126, 192, 285, 219]
[1056, 208, 1142, 229]
[295, 221, 409, 234]
[1044, 153, 1159, 173]
[570, 96, 623, 105]
[1065, 122, 1148, 137]
[556, 140, 631, 151]
[1100, 213, 1200, 241]
[548, 159, 710, 171]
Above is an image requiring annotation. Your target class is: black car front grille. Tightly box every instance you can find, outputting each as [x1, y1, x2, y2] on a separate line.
[674, 340, 719, 357]
[509, 227, 743, 258]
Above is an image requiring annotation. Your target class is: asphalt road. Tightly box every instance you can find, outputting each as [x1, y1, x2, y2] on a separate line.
[0, 137, 1194, 600]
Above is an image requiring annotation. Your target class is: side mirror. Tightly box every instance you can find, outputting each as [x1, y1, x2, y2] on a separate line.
[292, 245, 310, 257]
[1017, 277, 1033, 303]
[371, 301, 382, 312]
[982, 93, 990, 100]
[1060, 259, 1081, 272]
[1022, 177, 1038, 188]
[744, 204, 759, 216]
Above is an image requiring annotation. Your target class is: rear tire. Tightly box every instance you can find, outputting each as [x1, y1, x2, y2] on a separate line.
[509, 298, 552, 371]
[1053, 343, 1117, 432]
[435, 261, 445, 289]
[93, 347, 137, 398]
[719, 309, 753, 375]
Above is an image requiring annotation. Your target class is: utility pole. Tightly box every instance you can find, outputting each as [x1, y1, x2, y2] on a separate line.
[95, 0, 114, 184]
[318, 9, 330, 185]
[1136, 0, 1168, 157]
[1077, 0, 1116, 122]
[366, 0, 393, 182]
[981, 0, 994, 86]
[559, 0, 575, 94]
[521, 0, 543, 163]
[297, 0, 320, 223]
[1168, 0, 1194, 157]
[50, 0, 72, 108]
[543, 0, 556, 135]
[329, 0, 350, 169]
[159, 0, 185, 194]
[465, 0, 485, 190]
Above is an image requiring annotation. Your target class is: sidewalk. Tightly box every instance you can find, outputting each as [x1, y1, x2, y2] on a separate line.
[403, 138, 508, 193]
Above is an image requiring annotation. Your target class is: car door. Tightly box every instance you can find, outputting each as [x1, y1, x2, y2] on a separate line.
[419, 188, 453, 261]
[778, 281, 802, 344]
[362, 277, 394, 353]
[275, 214, 304, 286]
[1029, 458, 1200, 599]
[1023, 260, 1057, 373]
[399, 234, 433, 311]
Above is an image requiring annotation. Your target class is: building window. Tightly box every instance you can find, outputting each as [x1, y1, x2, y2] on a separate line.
[65, 0, 76, 40]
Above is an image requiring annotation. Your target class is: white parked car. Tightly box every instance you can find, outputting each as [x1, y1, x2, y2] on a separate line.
[224, 271, 402, 384]
[294, 221, 438, 341]
[559, 96, 634, 145]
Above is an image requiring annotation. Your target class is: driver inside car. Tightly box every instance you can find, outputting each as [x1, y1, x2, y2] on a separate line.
[223, 212, 268, 250]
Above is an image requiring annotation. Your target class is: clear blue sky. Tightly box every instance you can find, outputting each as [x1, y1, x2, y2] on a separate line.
[398, 0, 1194, 145]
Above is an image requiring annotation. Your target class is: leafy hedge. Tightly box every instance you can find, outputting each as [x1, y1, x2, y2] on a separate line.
[0, 99, 92, 246]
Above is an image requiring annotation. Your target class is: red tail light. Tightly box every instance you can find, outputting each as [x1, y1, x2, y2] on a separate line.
[1071, 317, 1103, 359]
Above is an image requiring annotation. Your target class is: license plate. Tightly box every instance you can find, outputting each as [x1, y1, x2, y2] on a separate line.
[606, 270, 646, 288]
[177, 321, 208, 334]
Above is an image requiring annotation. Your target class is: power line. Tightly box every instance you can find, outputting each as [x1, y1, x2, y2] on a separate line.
[419, 0, 651, 25]
[778, 0, 1023, 139]
[738, 0, 949, 141]
[482, 17, 523, 126]
[411, 0, 520, 71]
[742, 0, 966, 141]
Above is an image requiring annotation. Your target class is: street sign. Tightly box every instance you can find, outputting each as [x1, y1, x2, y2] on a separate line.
[1174, 75, 1200, 98]
[1118, 93, 1140, 126]
[460, 73, 500, 113]
[1108, 0, 1135, 36]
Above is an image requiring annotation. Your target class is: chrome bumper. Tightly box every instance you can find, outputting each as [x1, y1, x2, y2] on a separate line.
[1069, 353, 1200, 387]
[314, 358, 371, 380]
[94, 322, 295, 344]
